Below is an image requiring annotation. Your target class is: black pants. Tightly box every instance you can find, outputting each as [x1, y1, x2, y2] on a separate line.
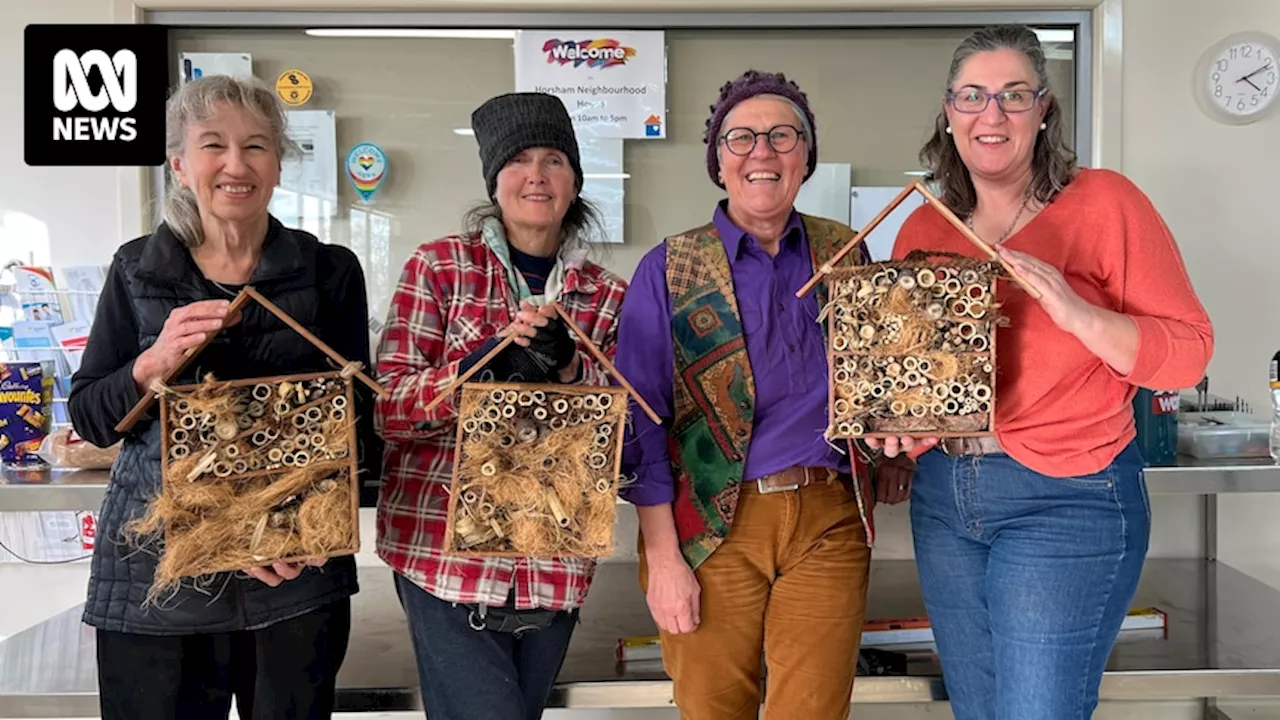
[96, 599, 351, 720]
[393, 572, 578, 720]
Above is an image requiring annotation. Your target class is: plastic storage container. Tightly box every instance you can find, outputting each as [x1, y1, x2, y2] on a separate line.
[1133, 388, 1180, 465]
[1177, 411, 1271, 459]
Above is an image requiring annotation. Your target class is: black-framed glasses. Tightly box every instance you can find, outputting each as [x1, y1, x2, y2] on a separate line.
[719, 124, 805, 156]
[947, 87, 1047, 114]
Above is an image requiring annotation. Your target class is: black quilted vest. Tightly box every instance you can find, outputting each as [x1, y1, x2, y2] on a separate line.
[81, 220, 361, 635]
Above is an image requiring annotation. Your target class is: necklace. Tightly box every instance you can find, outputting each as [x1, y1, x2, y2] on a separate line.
[208, 278, 241, 298]
[966, 192, 1032, 246]
[193, 243, 259, 299]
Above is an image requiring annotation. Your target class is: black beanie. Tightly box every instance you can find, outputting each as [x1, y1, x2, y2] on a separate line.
[470, 92, 584, 199]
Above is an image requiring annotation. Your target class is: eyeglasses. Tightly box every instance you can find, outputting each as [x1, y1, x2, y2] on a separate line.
[719, 125, 805, 156]
[947, 87, 1047, 114]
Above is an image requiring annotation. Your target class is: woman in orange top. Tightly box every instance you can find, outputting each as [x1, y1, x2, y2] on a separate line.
[873, 25, 1213, 720]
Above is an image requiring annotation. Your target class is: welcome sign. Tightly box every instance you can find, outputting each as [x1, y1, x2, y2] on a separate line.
[515, 30, 667, 140]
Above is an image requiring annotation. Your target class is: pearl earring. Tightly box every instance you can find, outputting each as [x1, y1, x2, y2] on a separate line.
[945, 126, 953, 134]
[1040, 122, 1047, 130]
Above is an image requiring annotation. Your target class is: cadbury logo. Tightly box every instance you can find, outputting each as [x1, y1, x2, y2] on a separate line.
[541, 38, 637, 68]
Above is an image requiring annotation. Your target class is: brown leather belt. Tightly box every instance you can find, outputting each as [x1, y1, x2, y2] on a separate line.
[941, 436, 1005, 457]
[747, 466, 839, 494]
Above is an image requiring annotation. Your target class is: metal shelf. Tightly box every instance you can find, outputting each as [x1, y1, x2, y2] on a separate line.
[0, 468, 109, 513]
[5, 455, 1280, 517]
[4, 457, 1280, 715]
[1, 558, 1278, 716]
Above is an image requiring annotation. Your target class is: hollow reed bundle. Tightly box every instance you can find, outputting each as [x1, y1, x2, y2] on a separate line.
[130, 371, 360, 601]
[823, 252, 1006, 438]
[446, 383, 628, 558]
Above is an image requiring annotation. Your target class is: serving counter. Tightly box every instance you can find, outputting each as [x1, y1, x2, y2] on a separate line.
[2, 456, 1279, 717]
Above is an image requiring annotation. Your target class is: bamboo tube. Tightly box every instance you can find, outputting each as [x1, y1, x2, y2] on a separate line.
[550, 303, 662, 426]
[422, 333, 519, 414]
[911, 182, 1041, 298]
[795, 179, 1042, 300]
[545, 487, 571, 528]
[115, 289, 256, 433]
[796, 182, 917, 298]
[244, 287, 389, 397]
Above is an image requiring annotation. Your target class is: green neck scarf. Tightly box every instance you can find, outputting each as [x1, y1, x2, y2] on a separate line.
[481, 215, 569, 307]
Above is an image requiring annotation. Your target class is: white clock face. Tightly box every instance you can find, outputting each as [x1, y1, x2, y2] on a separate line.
[1207, 38, 1278, 118]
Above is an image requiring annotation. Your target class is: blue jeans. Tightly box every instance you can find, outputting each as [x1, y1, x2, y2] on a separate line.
[910, 441, 1150, 720]
[393, 572, 578, 720]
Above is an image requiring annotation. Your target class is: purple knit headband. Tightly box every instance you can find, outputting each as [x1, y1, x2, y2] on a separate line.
[703, 70, 819, 189]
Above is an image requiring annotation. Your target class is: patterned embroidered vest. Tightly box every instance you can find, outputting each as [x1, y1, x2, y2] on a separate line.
[664, 214, 875, 569]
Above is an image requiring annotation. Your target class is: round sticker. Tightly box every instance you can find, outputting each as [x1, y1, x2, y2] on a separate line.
[346, 142, 388, 204]
[275, 69, 313, 106]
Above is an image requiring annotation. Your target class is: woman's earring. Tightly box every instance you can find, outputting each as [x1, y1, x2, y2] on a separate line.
[1040, 122, 1047, 130]
[945, 126, 953, 135]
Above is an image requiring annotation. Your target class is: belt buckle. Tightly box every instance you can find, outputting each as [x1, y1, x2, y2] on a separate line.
[756, 477, 800, 493]
[941, 437, 994, 457]
[756, 467, 805, 494]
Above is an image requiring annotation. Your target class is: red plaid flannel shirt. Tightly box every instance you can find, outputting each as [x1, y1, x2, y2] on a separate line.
[374, 232, 628, 611]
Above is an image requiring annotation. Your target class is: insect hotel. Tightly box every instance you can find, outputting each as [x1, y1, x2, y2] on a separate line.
[113, 287, 388, 597]
[424, 302, 660, 559]
[796, 180, 1039, 441]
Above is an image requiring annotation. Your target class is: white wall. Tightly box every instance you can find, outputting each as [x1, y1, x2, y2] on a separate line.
[0, 0, 146, 270]
[1120, 0, 1280, 590]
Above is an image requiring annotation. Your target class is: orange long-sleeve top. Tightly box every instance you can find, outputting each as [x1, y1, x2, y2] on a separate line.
[893, 168, 1214, 478]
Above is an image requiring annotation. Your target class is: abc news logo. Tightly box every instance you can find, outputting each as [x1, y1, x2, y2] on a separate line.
[54, 49, 139, 142]
[25, 24, 168, 167]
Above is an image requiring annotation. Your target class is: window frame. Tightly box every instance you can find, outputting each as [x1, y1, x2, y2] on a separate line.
[145, 9, 1093, 228]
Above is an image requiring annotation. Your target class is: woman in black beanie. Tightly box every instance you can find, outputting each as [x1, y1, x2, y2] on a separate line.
[371, 92, 629, 720]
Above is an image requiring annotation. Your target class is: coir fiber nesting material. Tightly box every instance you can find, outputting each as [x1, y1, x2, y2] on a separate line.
[822, 250, 1007, 439]
[446, 383, 629, 558]
[127, 371, 360, 603]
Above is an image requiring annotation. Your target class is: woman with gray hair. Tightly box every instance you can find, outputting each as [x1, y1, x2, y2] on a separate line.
[68, 74, 378, 720]
[873, 25, 1212, 718]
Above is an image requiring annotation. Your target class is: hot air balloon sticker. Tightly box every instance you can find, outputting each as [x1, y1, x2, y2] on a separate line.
[346, 142, 388, 204]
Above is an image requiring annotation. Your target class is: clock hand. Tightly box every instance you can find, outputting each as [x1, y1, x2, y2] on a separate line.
[1239, 77, 1263, 91]
[1240, 62, 1273, 82]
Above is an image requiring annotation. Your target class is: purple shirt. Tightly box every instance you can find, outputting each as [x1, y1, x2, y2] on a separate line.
[615, 200, 849, 507]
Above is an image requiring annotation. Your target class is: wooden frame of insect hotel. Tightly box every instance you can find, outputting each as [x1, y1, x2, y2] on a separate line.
[423, 302, 661, 559]
[796, 181, 1040, 440]
[114, 286, 388, 596]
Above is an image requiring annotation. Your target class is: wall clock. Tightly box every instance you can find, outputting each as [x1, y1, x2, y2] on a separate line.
[1193, 31, 1280, 125]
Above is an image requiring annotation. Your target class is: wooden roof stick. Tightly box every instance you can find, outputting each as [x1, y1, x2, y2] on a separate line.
[421, 333, 519, 415]
[114, 285, 388, 434]
[912, 182, 1040, 298]
[424, 301, 663, 427]
[796, 179, 1040, 300]
[550, 302, 661, 426]
[795, 183, 917, 299]
[114, 288, 255, 433]
[242, 287, 388, 398]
